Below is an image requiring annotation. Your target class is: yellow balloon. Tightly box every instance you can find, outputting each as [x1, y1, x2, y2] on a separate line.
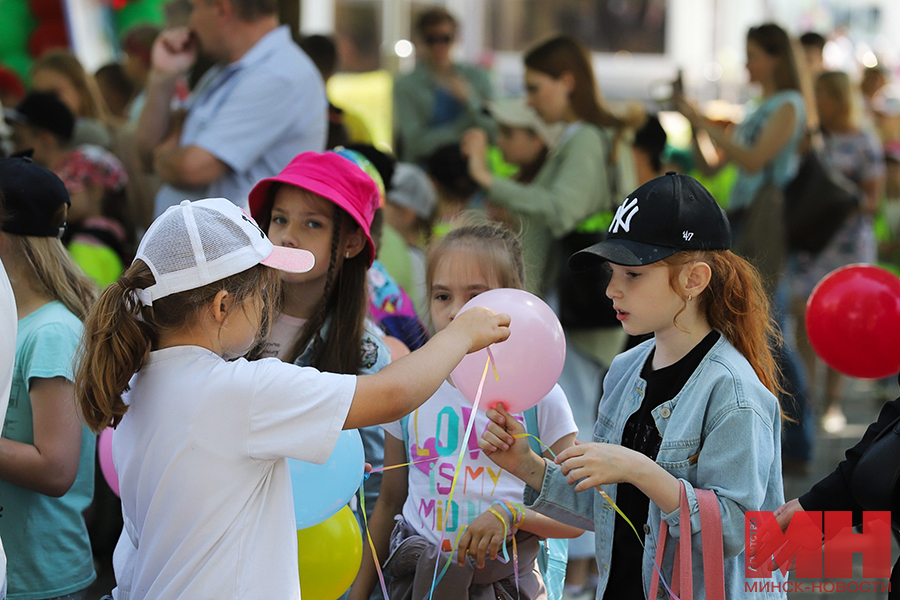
[297, 505, 363, 600]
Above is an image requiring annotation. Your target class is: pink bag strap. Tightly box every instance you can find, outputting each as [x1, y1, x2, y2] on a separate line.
[647, 482, 726, 600]
[695, 488, 725, 599]
[648, 509, 669, 599]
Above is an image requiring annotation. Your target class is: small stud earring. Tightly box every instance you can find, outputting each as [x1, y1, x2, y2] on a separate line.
[688, 294, 693, 301]
[345, 251, 350, 259]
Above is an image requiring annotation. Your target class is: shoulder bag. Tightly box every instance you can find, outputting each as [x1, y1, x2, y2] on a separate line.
[731, 177, 786, 295]
[648, 481, 726, 600]
[783, 145, 861, 255]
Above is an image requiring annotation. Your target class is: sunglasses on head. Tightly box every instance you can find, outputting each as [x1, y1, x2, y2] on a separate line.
[424, 33, 453, 45]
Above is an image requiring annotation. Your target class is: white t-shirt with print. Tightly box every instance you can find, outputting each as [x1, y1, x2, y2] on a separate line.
[110, 346, 356, 600]
[258, 313, 306, 360]
[382, 381, 576, 548]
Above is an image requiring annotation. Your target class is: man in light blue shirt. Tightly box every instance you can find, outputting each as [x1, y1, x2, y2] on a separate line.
[136, 0, 327, 217]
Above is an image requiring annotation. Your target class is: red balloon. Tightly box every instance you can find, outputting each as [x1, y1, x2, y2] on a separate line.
[805, 264, 900, 379]
[29, 20, 69, 58]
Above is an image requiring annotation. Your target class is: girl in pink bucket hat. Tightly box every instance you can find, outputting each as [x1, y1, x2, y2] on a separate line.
[248, 150, 396, 532]
[248, 151, 382, 370]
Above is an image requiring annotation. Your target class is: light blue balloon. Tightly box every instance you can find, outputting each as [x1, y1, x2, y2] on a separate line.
[289, 428, 365, 530]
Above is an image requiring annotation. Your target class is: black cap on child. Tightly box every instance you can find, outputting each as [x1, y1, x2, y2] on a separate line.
[0, 156, 71, 238]
[5, 92, 75, 142]
[569, 172, 731, 270]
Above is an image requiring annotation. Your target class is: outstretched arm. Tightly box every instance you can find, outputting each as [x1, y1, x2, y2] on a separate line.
[346, 307, 510, 429]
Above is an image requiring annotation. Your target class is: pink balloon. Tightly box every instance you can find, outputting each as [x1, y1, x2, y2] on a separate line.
[98, 428, 119, 497]
[450, 288, 565, 413]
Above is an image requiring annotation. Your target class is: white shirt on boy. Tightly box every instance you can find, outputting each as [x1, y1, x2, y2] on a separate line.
[110, 346, 356, 600]
[383, 382, 577, 548]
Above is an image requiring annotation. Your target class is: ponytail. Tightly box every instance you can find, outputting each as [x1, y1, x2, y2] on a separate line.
[663, 250, 783, 399]
[76, 261, 156, 433]
[76, 260, 281, 433]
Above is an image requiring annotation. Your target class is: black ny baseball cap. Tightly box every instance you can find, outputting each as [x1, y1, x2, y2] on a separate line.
[5, 92, 75, 142]
[569, 172, 731, 270]
[0, 156, 70, 237]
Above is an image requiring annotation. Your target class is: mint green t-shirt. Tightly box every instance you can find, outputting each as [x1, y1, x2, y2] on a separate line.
[0, 302, 96, 599]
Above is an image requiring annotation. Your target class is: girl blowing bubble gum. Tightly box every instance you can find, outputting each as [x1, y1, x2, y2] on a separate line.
[350, 219, 582, 600]
[74, 198, 509, 600]
[480, 173, 789, 599]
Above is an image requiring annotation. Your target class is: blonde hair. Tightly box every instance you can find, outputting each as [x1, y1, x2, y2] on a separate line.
[32, 50, 111, 122]
[426, 215, 525, 302]
[10, 234, 96, 321]
[816, 71, 860, 129]
[76, 261, 281, 432]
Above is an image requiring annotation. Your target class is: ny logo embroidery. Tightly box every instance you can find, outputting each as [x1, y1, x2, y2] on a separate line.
[610, 197, 640, 234]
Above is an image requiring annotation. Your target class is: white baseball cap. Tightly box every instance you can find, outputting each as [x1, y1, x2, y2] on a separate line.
[488, 97, 563, 147]
[134, 198, 315, 306]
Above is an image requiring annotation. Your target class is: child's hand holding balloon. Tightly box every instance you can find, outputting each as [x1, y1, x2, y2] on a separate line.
[444, 306, 511, 354]
[479, 403, 546, 490]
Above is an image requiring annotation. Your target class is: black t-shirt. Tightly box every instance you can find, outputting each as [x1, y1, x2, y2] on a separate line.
[603, 331, 720, 599]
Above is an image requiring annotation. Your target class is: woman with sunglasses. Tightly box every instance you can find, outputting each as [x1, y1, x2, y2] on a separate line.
[393, 7, 495, 164]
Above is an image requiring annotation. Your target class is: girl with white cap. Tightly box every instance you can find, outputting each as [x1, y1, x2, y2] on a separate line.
[75, 197, 510, 600]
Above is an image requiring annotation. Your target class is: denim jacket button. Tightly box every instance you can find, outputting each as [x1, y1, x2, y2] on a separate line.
[657, 586, 668, 598]
[643, 524, 651, 535]
[659, 407, 672, 418]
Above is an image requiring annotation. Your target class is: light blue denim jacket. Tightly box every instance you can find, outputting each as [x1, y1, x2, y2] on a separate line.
[524, 335, 787, 599]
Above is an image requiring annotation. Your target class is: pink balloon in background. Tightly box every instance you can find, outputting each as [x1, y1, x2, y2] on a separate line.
[98, 427, 119, 497]
[450, 288, 565, 413]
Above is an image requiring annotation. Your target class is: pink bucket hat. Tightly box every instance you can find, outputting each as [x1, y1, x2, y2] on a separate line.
[248, 152, 381, 265]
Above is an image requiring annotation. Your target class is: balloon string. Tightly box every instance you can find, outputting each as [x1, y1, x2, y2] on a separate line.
[365, 456, 438, 476]
[513, 434, 680, 600]
[512, 433, 557, 458]
[511, 531, 520, 600]
[427, 356, 491, 600]
[358, 482, 391, 600]
[486, 508, 512, 564]
[486, 346, 499, 382]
